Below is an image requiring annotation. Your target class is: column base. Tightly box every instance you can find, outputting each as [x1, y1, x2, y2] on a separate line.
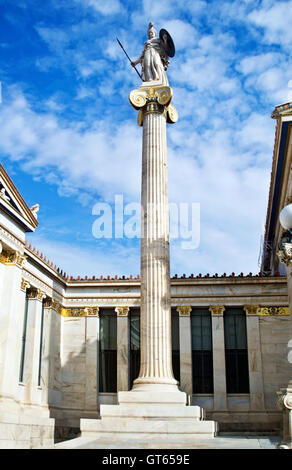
[76, 387, 218, 445]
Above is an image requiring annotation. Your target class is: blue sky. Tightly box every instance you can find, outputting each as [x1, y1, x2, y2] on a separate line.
[0, 0, 292, 278]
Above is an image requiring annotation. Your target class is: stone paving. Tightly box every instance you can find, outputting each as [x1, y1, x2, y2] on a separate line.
[54, 435, 281, 450]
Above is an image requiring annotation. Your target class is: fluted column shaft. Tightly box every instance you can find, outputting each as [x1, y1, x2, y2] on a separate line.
[133, 107, 177, 389]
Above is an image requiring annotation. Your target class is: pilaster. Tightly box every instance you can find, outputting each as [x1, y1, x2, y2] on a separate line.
[0, 250, 28, 401]
[26, 289, 46, 405]
[116, 307, 130, 391]
[85, 307, 100, 410]
[243, 305, 265, 411]
[209, 305, 227, 410]
[176, 306, 192, 396]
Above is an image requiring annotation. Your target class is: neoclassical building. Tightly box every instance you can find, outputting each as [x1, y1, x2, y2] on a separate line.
[0, 101, 292, 448]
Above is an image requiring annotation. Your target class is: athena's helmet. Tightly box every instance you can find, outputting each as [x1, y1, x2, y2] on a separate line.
[147, 22, 157, 38]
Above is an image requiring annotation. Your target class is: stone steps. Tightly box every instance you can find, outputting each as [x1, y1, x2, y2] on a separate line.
[80, 416, 217, 436]
[100, 404, 202, 419]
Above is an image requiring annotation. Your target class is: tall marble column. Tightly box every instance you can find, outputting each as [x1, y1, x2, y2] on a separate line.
[129, 86, 179, 395]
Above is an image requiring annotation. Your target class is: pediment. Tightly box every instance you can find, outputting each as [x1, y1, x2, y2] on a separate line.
[0, 164, 38, 232]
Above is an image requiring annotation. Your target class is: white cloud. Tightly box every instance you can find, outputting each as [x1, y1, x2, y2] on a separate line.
[78, 0, 124, 15]
[237, 52, 284, 76]
[248, 1, 292, 46]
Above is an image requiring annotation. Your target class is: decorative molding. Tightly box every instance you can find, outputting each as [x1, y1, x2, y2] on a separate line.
[209, 305, 225, 316]
[271, 102, 292, 119]
[176, 305, 192, 317]
[115, 306, 130, 317]
[243, 305, 260, 315]
[62, 307, 87, 317]
[63, 298, 140, 307]
[0, 224, 25, 251]
[61, 306, 100, 317]
[22, 270, 62, 301]
[258, 306, 290, 316]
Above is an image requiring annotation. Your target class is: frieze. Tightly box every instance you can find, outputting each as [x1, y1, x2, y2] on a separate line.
[63, 298, 140, 307]
[258, 306, 290, 316]
[0, 225, 25, 252]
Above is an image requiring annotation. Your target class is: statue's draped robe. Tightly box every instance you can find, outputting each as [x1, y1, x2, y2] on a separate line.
[140, 38, 169, 85]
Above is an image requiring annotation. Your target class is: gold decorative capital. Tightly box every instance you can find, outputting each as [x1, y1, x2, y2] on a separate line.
[44, 298, 52, 308]
[129, 86, 177, 126]
[243, 305, 260, 316]
[115, 306, 130, 317]
[37, 289, 46, 301]
[176, 306, 192, 317]
[52, 300, 62, 314]
[209, 305, 225, 316]
[20, 278, 30, 292]
[1, 250, 27, 267]
[85, 307, 99, 317]
[61, 307, 86, 317]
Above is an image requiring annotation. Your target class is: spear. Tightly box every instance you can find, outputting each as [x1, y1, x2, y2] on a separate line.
[116, 37, 142, 80]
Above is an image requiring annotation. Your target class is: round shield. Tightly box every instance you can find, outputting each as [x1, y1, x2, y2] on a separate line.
[159, 29, 175, 58]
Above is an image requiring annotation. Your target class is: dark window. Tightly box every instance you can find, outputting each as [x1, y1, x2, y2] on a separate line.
[99, 309, 117, 392]
[224, 308, 249, 393]
[130, 308, 140, 387]
[191, 309, 213, 393]
[171, 309, 180, 382]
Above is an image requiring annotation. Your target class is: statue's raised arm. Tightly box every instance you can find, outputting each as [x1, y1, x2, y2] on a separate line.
[131, 22, 175, 86]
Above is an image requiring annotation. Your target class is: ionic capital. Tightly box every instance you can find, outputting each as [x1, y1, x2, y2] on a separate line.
[115, 306, 130, 317]
[129, 86, 177, 126]
[176, 306, 192, 317]
[209, 305, 225, 316]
